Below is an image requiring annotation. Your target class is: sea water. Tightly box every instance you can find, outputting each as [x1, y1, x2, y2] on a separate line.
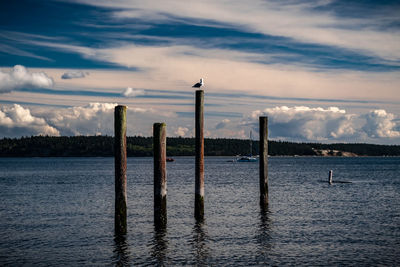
[0, 157, 399, 266]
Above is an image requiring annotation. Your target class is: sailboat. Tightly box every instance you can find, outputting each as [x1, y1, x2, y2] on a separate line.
[237, 131, 258, 162]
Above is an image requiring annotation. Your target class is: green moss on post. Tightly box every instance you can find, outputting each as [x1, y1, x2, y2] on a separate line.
[115, 105, 127, 235]
[153, 123, 167, 227]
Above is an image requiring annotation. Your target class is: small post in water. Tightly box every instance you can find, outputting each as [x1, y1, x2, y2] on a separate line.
[259, 116, 268, 207]
[153, 123, 167, 227]
[114, 105, 127, 235]
[195, 90, 205, 221]
[329, 170, 333, 184]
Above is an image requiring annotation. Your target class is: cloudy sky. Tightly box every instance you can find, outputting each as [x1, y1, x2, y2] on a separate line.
[1, 0, 399, 144]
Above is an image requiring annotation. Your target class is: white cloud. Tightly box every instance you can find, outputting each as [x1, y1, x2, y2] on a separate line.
[47, 103, 118, 135]
[75, 0, 400, 61]
[122, 87, 145, 97]
[0, 43, 51, 61]
[242, 106, 400, 142]
[174, 126, 189, 137]
[61, 70, 89, 79]
[0, 104, 60, 137]
[43, 103, 176, 136]
[244, 106, 357, 141]
[0, 103, 120, 137]
[0, 65, 53, 93]
[25, 43, 399, 103]
[2, 102, 399, 144]
[216, 119, 230, 129]
[363, 109, 400, 138]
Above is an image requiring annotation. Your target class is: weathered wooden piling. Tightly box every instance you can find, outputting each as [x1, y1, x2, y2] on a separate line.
[195, 90, 204, 220]
[329, 170, 333, 184]
[259, 116, 268, 206]
[114, 105, 127, 234]
[153, 123, 167, 226]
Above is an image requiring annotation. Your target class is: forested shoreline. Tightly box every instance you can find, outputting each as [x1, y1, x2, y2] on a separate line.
[0, 136, 399, 157]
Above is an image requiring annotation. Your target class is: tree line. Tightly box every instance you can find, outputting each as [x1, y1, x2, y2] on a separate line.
[0, 136, 399, 157]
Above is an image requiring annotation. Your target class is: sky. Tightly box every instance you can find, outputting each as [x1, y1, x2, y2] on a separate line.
[0, 0, 399, 144]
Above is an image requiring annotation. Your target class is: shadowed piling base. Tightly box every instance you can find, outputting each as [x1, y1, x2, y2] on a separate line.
[195, 194, 204, 221]
[154, 195, 167, 227]
[260, 195, 268, 208]
[115, 203, 127, 235]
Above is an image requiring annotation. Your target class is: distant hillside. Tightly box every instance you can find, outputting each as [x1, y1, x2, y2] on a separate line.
[0, 136, 399, 157]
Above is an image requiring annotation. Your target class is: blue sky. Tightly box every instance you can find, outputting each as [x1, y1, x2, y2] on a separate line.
[0, 0, 399, 144]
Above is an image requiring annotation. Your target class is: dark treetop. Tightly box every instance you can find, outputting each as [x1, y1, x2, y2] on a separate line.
[0, 136, 399, 157]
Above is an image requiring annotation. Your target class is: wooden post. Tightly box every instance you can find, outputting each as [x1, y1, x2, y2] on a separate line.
[259, 116, 268, 206]
[153, 123, 167, 226]
[329, 170, 333, 184]
[115, 105, 127, 235]
[195, 90, 204, 220]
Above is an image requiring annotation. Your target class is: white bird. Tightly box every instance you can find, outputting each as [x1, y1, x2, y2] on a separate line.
[192, 78, 204, 88]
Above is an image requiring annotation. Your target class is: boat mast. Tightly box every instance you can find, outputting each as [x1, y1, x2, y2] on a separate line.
[250, 130, 252, 156]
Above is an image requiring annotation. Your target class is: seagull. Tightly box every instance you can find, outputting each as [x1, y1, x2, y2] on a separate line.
[192, 78, 204, 88]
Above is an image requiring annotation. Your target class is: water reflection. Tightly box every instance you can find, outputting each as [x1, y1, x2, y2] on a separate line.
[192, 221, 210, 266]
[113, 234, 130, 267]
[257, 204, 272, 262]
[151, 223, 169, 266]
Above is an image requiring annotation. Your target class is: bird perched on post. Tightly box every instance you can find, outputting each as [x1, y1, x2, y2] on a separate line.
[192, 78, 204, 88]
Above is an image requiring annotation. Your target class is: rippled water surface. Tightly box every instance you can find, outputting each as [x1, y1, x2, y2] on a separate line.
[1, 157, 399, 266]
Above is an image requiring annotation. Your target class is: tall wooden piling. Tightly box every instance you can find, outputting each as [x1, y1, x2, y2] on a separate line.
[114, 105, 127, 234]
[329, 170, 333, 184]
[259, 116, 268, 206]
[195, 90, 204, 220]
[153, 123, 167, 226]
